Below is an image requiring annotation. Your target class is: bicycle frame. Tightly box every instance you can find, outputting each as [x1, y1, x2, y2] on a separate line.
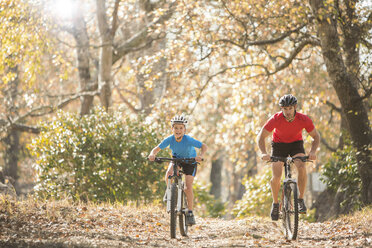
[152, 157, 198, 238]
[270, 155, 311, 240]
[165, 160, 187, 214]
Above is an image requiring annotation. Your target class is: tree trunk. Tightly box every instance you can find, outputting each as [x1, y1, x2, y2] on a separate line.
[310, 0, 372, 205]
[72, 6, 97, 116]
[96, 0, 118, 110]
[2, 65, 20, 181]
[3, 130, 20, 181]
[133, 0, 168, 114]
[210, 154, 223, 199]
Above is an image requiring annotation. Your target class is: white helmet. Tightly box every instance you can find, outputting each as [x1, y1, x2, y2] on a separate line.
[171, 115, 188, 127]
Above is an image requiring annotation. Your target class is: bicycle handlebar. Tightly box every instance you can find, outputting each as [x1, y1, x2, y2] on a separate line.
[268, 156, 312, 163]
[149, 157, 202, 164]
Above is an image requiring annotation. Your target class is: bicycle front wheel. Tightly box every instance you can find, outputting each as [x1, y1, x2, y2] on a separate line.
[170, 183, 177, 239]
[179, 189, 188, 236]
[282, 182, 299, 240]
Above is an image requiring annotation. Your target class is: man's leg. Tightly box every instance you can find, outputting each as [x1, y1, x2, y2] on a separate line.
[270, 161, 283, 220]
[293, 153, 307, 199]
[293, 152, 307, 213]
[271, 162, 284, 203]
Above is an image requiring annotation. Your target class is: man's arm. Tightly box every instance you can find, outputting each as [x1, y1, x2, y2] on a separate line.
[257, 127, 272, 161]
[308, 128, 320, 160]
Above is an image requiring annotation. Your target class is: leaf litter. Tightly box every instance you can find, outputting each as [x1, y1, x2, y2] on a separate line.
[0, 196, 371, 247]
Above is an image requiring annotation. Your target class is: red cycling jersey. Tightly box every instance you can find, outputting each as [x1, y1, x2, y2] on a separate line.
[263, 112, 315, 143]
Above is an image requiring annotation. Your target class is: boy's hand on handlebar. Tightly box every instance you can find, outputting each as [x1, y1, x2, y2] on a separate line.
[261, 154, 270, 161]
[195, 156, 203, 162]
[148, 154, 156, 161]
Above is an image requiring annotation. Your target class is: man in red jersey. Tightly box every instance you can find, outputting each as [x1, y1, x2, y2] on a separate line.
[257, 94, 320, 221]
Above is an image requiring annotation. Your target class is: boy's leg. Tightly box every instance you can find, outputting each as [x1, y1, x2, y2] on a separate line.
[184, 175, 194, 210]
[164, 162, 174, 185]
[163, 162, 174, 201]
[185, 175, 196, 225]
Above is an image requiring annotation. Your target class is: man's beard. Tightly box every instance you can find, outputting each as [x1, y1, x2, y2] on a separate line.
[284, 112, 296, 122]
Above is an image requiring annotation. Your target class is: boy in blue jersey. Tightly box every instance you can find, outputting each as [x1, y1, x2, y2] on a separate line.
[148, 115, 207, 225]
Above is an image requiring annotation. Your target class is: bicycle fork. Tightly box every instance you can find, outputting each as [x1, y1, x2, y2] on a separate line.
[166, 179, 187, 214]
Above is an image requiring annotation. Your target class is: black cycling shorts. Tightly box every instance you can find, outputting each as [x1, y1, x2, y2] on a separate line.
[271, 140, 305, 157]
[172, 162, 198, 176]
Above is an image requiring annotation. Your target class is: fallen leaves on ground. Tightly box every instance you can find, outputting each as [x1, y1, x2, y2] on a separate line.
[0, 196, 371, 247]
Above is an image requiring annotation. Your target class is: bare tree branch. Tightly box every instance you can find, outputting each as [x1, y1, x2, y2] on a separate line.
[111, 0, 121, 37]
[112, 2, 176, 64]
[325, 100, 342, 113]
[273, 39, 320, 72]
[0, 91, 99, 135]
[190, 64, 268, 114]
[113, 85, 140, 113]
[319, 131, 337, 152]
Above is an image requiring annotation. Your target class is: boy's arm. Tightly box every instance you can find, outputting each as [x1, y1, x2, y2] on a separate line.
[196, 143, 207, 162]
[148, 146, 161, 161]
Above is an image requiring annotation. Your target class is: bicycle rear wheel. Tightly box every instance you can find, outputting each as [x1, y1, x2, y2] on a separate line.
[179, 189, 188, 236]
[170, 183, 177, 239]
[282, 182, 299, 240]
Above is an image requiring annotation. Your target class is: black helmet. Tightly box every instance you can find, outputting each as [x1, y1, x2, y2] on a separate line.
[279, 94, 298, 107]
[171, 115, 188, 127]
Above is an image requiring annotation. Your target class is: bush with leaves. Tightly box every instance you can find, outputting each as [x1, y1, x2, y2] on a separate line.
[29, 108, 167, 202]
[193, 181, 226, 218]
[232, 169, 272, 218]
[320, 139, 362, 211]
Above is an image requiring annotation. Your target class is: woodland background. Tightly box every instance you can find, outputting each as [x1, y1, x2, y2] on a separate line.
[0, 0, 371, 221]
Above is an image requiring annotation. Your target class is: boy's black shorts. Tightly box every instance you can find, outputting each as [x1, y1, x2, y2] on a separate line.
[172, 162, 198, 177]
[271, 140, 305, 157]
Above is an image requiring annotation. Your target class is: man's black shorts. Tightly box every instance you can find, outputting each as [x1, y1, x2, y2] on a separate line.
[271, 140, 305, 157]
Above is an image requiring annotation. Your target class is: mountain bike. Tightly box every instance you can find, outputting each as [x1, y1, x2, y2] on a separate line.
[269, 156, 312, 240]
[153, 157, 199, 239]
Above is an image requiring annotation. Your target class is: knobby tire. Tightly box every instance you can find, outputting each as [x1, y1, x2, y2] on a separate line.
[283, 183, 299, 240]
[179, 188, 188, 236]
[170, 183, 177, 239]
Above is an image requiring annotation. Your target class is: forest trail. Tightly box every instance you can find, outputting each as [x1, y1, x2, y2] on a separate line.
[0, 197, 371, 247]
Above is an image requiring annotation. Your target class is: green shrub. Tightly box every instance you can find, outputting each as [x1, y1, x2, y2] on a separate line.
[29, 108, 166, 203]
[193, 181, 226, 218]
[232, 169, 272, 218]
[320, 139, 362, 210]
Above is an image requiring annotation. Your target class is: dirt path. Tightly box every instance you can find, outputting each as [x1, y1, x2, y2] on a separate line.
[0, 198, 371, 247]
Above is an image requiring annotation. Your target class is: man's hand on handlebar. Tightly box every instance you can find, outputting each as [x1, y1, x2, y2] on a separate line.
[261, 153, 271, 161]
[308, 151, 317, 161]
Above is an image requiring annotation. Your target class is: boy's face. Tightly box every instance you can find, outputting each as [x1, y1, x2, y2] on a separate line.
[281, 105, 296, 119]
[172, 124, 186, 139]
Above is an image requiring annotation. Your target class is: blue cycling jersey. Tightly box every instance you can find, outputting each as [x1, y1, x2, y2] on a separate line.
[158, 135, 202, 158]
